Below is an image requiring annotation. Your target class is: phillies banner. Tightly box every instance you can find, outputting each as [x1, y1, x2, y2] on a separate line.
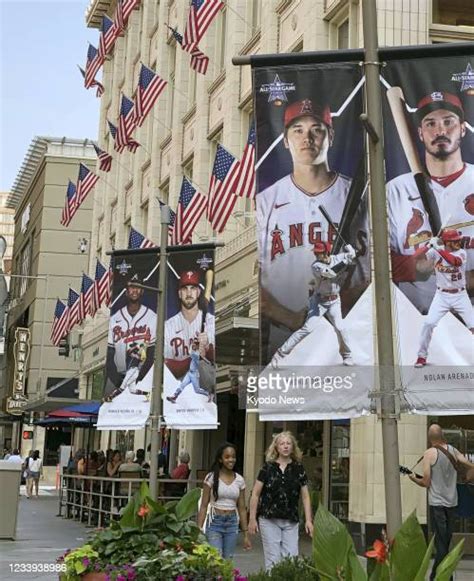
[97, 251, 158, 430]
[253, 63, 374, 420]
[163, 248, 218, 429]
[382, 50, 474, 414]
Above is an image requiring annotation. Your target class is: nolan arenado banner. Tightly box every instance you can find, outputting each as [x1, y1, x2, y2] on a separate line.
[253, 63, 374, 420]
[97, 251, 158, 430]
[382, 49, 474, 414]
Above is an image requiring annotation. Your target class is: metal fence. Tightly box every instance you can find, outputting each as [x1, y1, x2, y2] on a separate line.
[59, 474, 202, 527]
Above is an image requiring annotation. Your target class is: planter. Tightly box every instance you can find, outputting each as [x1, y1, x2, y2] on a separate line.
[81, 574, 107, 581]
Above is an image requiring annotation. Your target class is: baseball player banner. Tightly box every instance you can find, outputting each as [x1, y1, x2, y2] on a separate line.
[163, 248, 218, 429]
[382, 50, 474, 413]
[97, 251, 158, 430]
[254, 63, 374, 420]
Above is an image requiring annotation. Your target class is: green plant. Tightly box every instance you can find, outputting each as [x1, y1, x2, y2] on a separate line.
[312, 505, 463, 581]
[248, 556, 319, 580]
[58, 544, 100, 580]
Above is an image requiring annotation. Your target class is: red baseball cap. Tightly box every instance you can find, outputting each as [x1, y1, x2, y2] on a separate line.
[313, 241, 332, 254]
[178, 271, 200, 288]
[441, 229, 462, 243]
[284, 99, 332, 129]
[416, 92, 464, 124]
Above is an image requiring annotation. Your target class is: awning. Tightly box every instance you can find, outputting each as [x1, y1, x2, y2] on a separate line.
[63, 401, 100, 415]
[24, 397, 98, 413]
[33, 416, 95, 427]
[215, 316, 259, 365]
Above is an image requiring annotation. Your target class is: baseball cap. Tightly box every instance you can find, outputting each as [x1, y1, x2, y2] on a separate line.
[127, 274, 144, 287]
[441, 229, 462, 242]
[313, 241, 332, 254]
[416, 92, 464, 124]
[284, 99, 332, 129]
[178, 271, 200, 288]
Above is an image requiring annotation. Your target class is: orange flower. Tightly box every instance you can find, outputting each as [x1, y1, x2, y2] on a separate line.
[137, 504, 150, 518]
[365, 539, 387, 563]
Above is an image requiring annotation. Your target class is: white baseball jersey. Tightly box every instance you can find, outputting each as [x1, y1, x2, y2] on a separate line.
[387, 164, 474, 307]
[312, 252, 354, 296]
[257, 173, 368, 312]
[108, 305, 156, 374]
[426, 248, 467, 290]
[164, 311, 215, 360]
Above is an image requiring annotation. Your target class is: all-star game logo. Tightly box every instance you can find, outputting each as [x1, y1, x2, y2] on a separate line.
[451, 63, 474, 96]
[259, 74, 296, 106]
[197, 254, 213, 271]
[116, 259, 132, 276]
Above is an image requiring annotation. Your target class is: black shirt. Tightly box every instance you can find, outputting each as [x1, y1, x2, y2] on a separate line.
[257, 461, 308, 522]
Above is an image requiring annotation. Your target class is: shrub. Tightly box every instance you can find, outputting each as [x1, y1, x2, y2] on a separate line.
[248, 556, 319, 580]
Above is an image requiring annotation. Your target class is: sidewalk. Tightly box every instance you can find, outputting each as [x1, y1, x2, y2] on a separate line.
[0, 488, 473, 580]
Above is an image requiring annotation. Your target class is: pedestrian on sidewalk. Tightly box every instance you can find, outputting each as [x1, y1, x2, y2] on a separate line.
[197, 443, 251, 559]
[26, 450, 42, 498]
[407, 424, 474, 580]
[6, 448, 23, 463]
[248, 431, 313, 570]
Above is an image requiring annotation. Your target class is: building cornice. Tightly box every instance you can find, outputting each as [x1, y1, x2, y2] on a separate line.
[7, 137, 96, 210]
[85, 0, 112, 29]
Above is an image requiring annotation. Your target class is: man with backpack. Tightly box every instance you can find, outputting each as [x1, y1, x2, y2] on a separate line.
[408, 424, 474, 580]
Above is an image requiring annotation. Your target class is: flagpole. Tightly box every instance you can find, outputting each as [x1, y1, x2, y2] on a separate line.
[149, 204, 171, 501]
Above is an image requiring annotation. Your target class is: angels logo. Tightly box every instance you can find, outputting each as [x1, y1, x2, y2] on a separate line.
[464, 193, 474, 216]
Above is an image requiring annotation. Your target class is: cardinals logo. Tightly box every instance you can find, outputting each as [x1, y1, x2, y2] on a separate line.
[464, 193, 474, 216]
[404, 208, 431, 249]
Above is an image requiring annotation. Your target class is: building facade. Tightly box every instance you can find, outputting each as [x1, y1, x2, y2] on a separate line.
[82, 0, 474, 549]
[1, 137, 96, 477]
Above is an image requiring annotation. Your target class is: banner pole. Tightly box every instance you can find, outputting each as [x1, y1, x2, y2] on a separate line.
[362, 0, 402, 538]
[149, 205, 171, 501]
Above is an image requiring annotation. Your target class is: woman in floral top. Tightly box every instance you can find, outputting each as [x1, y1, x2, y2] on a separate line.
[248, 431, 313, 570]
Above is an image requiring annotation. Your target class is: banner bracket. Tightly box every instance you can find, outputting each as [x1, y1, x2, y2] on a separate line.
[360, 113, 379, 143]
[371, 389, 401, 419]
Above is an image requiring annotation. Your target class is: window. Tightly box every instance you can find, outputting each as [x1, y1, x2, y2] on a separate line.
[250, 0, 261, 35]
[87, 368, 105, 400]
[209, 129, 223, 174]
[215, 9, 227, 75]
[142, 202, 149, 233]
[182, 157, 194, 182]
[97, 217, 104, 253]
[337, 19, 349, 49]
[19, 238, 32, 296]
[167, 43, 176, 128]
[432, 0, 474, 26]
[188, 68, 197, 107]
[110, 202, 117, 237]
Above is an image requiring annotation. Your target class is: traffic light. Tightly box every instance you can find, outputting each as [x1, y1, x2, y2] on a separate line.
[58, 335, 70, 357]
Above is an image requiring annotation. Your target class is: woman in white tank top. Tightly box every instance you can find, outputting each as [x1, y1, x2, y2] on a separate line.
[197, 443, 251, 559]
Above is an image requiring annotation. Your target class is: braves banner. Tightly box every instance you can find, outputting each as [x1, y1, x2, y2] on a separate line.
[382, 50, 474, 414]
[97, 251, 158, 430]
[254, 64, 373, 420]
[163, 248, 218, 429]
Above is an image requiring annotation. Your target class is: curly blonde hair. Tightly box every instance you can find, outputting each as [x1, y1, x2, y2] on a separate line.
[265, 431, 303, 463]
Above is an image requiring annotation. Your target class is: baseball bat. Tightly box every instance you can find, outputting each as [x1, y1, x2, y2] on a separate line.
[318, 204, 349, 250]
[387, 86, 442, 235]
[200, 269, 214, 333]
[332, 153, 367, 254]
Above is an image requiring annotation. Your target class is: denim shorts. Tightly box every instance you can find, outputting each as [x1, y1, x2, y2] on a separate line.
[206, 512, 239, 559]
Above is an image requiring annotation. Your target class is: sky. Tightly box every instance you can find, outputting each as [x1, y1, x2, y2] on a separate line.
[0, 0, 100, 192]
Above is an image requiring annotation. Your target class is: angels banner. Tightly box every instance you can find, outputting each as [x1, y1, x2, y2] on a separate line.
[253, 63, 374, 420]
[382, 50, 474, 414]
[163, 248, 218, 429]
[97, 251, 158, 430]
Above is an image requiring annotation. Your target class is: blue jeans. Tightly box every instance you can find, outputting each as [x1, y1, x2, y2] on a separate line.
[206, 512, 239, 558]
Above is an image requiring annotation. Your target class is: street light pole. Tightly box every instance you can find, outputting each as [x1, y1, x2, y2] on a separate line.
[149, 205, 171, 501]
[362, 0, 402, 538]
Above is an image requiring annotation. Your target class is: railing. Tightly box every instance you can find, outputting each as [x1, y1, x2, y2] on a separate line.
[59, 474, 203, 528]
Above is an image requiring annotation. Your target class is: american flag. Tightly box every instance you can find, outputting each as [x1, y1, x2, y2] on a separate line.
[133, 64, 167, 127]
[99, 15, 119, 60]
[84, 43, 103, 89]
[93, 143, 112, 172]
[183, 0, 223, 49]
[68, 287, 83, 330]
[76, 164, 100, 205]
[233, 121, 256, 199]
[108, 121, 140, 153]
[60, 181, 78, 227]
[51, 299, 69, 346]
[91, 260, 111, 314]
[117, 94, 136, 148]
[169, 25, 209, 75]
[114, 0, 126, 31]
[122, 0, 141, 21]
[208, 144, 240, 233]
[173, 177, 208, 244]
[78, 65, 104, 97]
[128, 227, 156, 249]
[80, 273, 95, 317]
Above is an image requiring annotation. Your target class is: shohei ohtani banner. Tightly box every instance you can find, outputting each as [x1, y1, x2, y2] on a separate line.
[97, 251, 158, 430]
[163, 248, 218, 429]
[382, 51, 474, 414]
[254, 64, 373, 420]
